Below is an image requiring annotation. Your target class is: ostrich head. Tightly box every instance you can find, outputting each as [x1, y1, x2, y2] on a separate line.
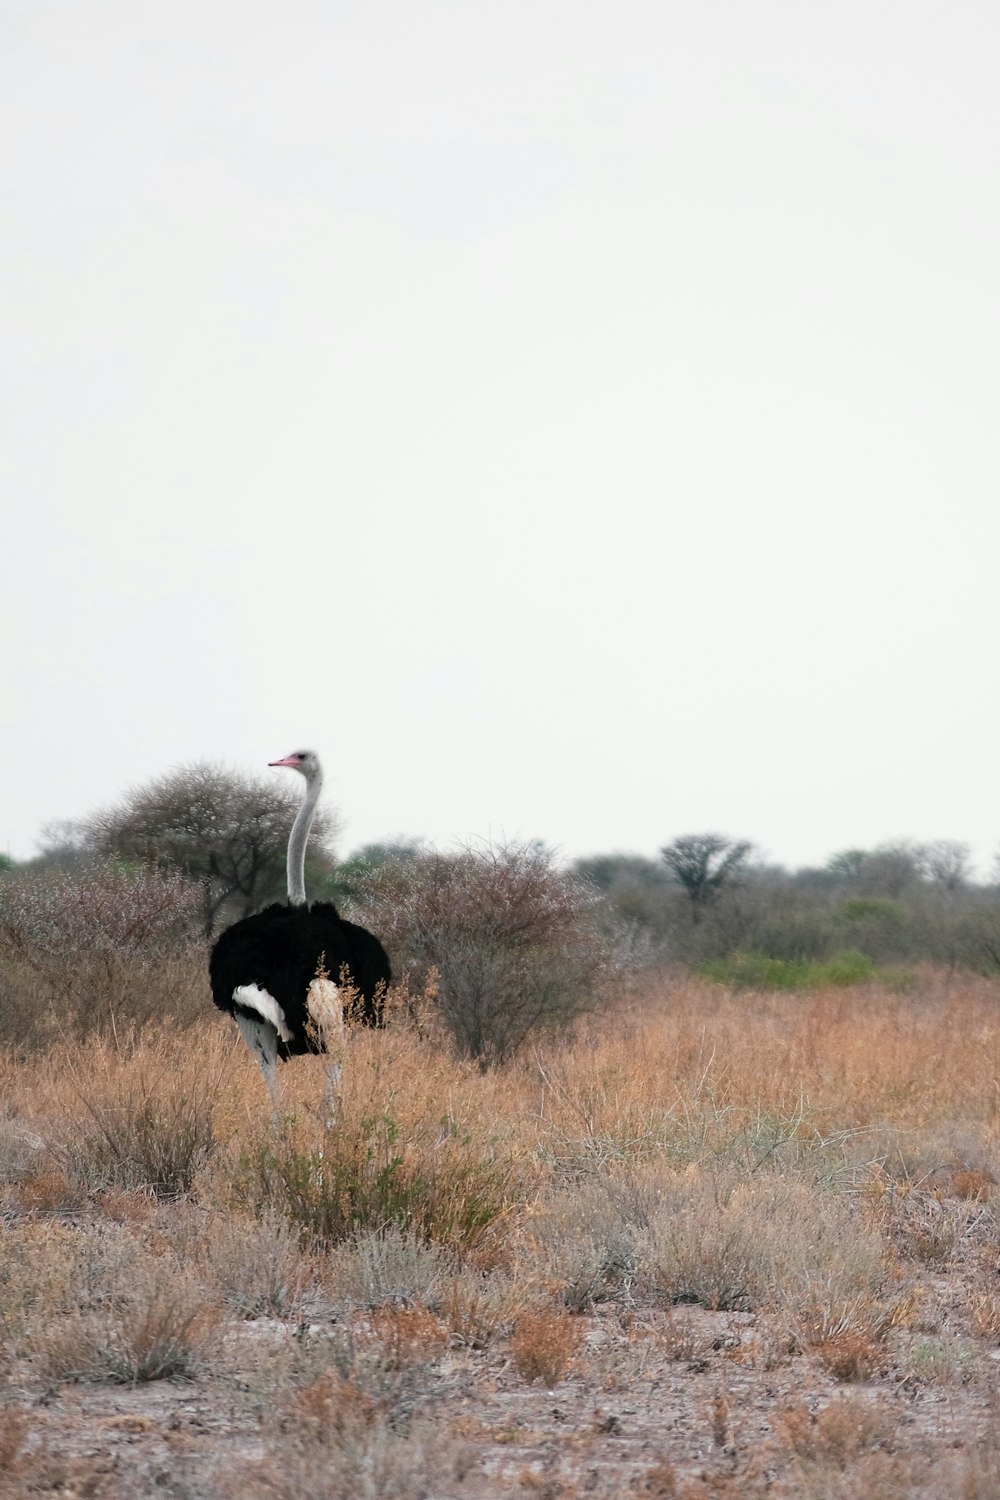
[269, 750, 321, 781]
[270, 751, 323, 906]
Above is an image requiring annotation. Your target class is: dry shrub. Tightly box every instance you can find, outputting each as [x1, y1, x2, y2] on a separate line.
[0, 1218, 217, 1383]
[0, 864, 204, 1047]
[967, 1246, 1000, 1339]
[368, 1303, 450, 1367]
[635, 1170, 781, 1311]
[316, 1224, 515, 1348]
[227, 1325, 478, 1500]
[0, 1408, 29, 1476]
[358, 840, 625, 1064]
[640, 1457, 682, 1498]
[897, 1335, 978, 1386]
[772, 1396, 911, 1498]
[526, 1177, 646, 1310]
[39, 1261, 218, 1384]
[200, 1209, 316, 1318]
[896, 1199, 971, 1265]
[655, 1309, 711, 1363]
[286, 1367, 383, 1441]
[0, 1115, 46, 1186]
[795, 1281, 913, 1381]
[228, 1418, 477, 1500]
[44, 1027, 224, 1197]
[525, 1165, 893, 1323]
[326, 1223, 514, 1346]
[777, 1393, 895, 1466]
[94, 1273, 218, 1383]
[13, 1163, 82, 1215]
[950, 1166, 995, 1200]
[934, 1442, 1000, 1500]
[707, 1388, 732, 1448]
[0, 1221, 80, 1358]
[0, 1444, 117, 1500]
[327, 1227, 455, 1307]
[805, 1325, 889, 1382]
[438, 1272, 514, 1349]
[774, 1454, 912, 1500]
[863, 1174, 978, 1266]
[969, 1287, 1000, 1341]
[510, 1304, 584, 1385]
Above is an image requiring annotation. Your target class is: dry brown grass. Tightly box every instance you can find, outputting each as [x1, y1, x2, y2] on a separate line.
[217, 1021, 536, 1253]
[0, 945, 209, 1054]
[510, 1304, 585, 1385]
[534, 971, 1000, 1151]
[4, 970, 1000, 1495]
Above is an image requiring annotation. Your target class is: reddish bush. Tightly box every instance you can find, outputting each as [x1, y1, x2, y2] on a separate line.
[0, 864, 201, 958]
[0, 865, 205, 1046]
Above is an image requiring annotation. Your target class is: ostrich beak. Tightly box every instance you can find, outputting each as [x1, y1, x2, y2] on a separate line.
[268, 754, 300, 768]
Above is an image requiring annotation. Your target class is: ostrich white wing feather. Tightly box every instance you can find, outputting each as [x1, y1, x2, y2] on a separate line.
[233, 984, 292, 1043]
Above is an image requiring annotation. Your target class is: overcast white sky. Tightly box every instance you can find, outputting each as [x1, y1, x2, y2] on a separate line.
[4, 1, 999, 873]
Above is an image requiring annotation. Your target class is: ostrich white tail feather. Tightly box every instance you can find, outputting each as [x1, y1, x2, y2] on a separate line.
[307, 976, 343, 1049]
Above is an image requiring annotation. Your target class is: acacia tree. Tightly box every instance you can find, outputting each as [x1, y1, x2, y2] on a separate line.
[660, 834, 753, 923]
[86, 762, 339, 936]
[826, 842, 924, 898]
[921, 839, 971, 893]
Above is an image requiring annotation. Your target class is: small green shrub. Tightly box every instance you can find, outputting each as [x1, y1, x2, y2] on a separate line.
[226, 1110, 519, 1253]
[820, 949, 878, 984]
[699, 949, 880, 991]
[835, 898, 907, 929]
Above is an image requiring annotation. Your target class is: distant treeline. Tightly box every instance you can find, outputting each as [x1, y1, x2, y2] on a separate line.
[4, 761, 999, 986]
[571, 836, 1000, 974]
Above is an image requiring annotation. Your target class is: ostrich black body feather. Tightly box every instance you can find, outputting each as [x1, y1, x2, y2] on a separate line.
[209, 900, 390, 1057]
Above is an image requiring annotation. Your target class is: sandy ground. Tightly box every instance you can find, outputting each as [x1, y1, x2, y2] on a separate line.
[5, 1279, 999, 1499]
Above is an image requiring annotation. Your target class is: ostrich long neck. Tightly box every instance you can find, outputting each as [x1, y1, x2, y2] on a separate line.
[287, 769, 323, 906]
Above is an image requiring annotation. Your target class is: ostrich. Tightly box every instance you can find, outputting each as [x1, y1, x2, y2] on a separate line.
[209, 750, 391, 1108]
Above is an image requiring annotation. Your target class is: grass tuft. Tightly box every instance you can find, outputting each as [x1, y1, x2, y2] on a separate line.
[44, 1029, 223, 1197]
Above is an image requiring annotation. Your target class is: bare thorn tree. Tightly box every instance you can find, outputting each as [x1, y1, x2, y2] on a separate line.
[660, 834, 753, 923]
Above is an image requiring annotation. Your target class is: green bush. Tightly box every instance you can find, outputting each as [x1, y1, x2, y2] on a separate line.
[226, 1109, 520, 1253]
[699, 949, 880, 991]
[835, 898, 907, 929]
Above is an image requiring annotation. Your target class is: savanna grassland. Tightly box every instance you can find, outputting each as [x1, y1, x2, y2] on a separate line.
[2, 969, 1000, 1499]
